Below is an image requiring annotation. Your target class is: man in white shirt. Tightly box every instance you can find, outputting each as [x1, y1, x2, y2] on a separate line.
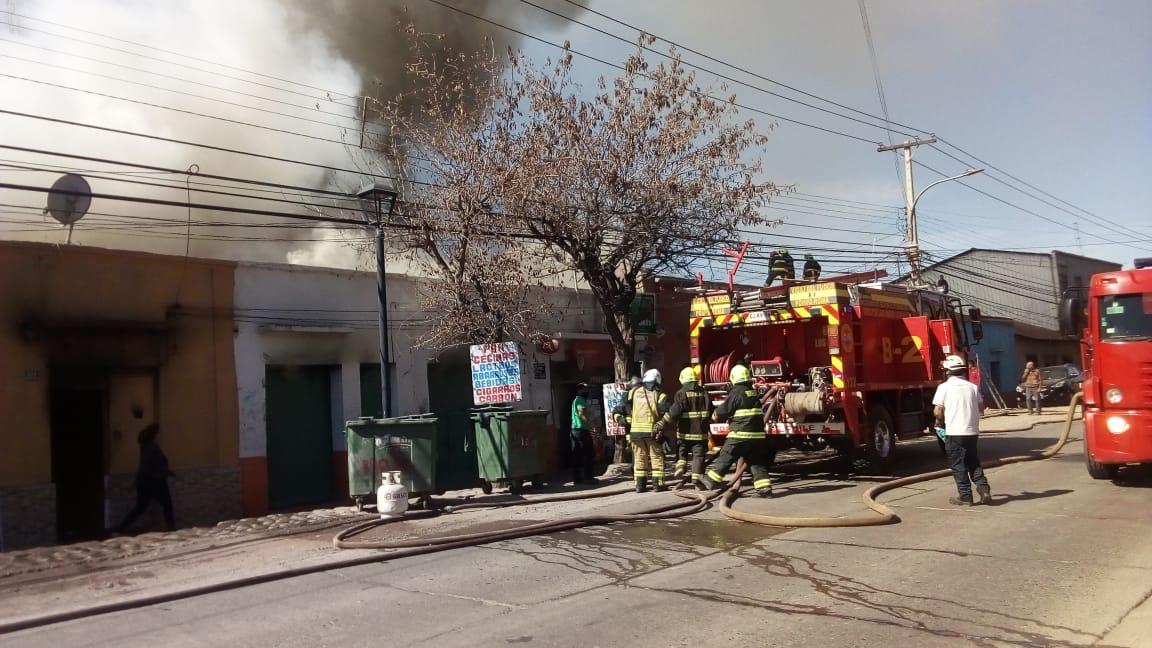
[932, 355, 992, 506]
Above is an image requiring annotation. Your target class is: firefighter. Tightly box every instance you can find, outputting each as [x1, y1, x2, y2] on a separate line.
[654, 366, 712, 486]
[803, 254, 821, 281]
[620, 369, 669, 492]
[700, 364, 774, 497]
[765, 249, 782, 286]
[779, 248, 795, 280]
[612, 375, 643, 435]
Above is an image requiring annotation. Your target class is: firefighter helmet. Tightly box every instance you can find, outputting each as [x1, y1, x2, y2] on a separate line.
[678, 367, 697, 385]
[642, 369, 662, 385]
[729, 364, 751, 384]
[942, 355, 967, 371]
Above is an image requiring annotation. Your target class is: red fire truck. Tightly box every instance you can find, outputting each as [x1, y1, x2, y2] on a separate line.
[1061, 259, 1152, 479]
[689, 273, 981, 469]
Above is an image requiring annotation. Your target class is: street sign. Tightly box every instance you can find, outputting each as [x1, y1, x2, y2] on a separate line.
[631, 294, 657, 335]
[470, 342, 523, 405]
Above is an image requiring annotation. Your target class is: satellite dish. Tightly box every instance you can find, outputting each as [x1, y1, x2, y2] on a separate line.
[47, 173, 92, 225]
[45, 174, 92, 244]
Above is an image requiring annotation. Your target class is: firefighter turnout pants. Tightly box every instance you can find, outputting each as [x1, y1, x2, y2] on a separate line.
[631, 437, 665, 486]
[705, 437, 774, 491]
[676, 438, 707, 482]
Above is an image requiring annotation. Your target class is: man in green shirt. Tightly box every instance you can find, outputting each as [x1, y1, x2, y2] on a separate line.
[570, 383, 598, 484]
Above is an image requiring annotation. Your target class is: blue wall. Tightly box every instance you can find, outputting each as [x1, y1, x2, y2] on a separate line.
[967, 320, 1017, 394]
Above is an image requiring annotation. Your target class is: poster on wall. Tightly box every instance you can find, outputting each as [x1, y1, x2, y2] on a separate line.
[602, 382, 628, 436]
[470, 342, 523, 405]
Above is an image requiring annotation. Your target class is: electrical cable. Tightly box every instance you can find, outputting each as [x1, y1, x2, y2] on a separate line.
[421, 0, 882, 145]
[512, 0, 924, 139]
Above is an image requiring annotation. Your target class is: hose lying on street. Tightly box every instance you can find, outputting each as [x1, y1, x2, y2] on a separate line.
[718, 394, 1082, 528]
[0, 398, 1080, 634]
[0, 478, 734, 635]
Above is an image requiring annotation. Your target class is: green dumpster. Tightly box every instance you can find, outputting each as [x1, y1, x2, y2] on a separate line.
[471, 407, 550, 492]
[345, 416, 438, 509]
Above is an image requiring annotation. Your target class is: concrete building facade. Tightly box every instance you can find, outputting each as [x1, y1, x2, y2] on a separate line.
[0, 242, 239, 549]
[232, 262, 608, 516]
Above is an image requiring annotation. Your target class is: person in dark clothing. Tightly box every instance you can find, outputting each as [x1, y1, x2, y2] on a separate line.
[117, 423, 175, 532]
[700, 364, 774, 497]
[570, 383, 599, 484]
[803, 254, 822, 281]
[655, 367, 712, 486]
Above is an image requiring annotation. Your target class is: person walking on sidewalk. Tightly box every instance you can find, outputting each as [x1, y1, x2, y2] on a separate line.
[1021, 361, 1043, 415]
[933, 355, 992, 506]
[117, 423, 176, 532]
[570, 383, 599, 484]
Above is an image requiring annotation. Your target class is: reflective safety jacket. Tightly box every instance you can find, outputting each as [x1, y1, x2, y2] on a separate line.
[661, 383, 711, 441]
[612, 386, 642, 430]
[713, 384, 764, 440]
[624, 386, 668, 440]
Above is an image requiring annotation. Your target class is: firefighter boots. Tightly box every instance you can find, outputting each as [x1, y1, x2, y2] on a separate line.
[635, 477, 649, 493]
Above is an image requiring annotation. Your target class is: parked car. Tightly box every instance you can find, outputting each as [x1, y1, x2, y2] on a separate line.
[1016, 364, 1083, 407]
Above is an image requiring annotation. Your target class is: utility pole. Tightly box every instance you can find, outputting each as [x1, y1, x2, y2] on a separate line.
[878, 136, 936, 287]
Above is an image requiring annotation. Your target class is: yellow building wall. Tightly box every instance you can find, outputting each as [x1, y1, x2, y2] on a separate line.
[0, 241, 239, 487]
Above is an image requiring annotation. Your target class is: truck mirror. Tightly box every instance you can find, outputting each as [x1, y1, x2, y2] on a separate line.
[967, 307, 982, 322]
[970, 320, 984, 342]
[1059, 297, 1084, 336]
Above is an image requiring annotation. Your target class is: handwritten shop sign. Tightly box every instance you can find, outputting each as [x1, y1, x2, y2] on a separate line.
[470, 342, 523, 405]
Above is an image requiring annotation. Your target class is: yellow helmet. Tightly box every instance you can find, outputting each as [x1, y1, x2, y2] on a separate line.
[729, 364, 751, 384]
[678, 367, 697, 385]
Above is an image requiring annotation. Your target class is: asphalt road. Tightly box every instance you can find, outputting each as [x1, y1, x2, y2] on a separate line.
[8, 421, 1152, 648]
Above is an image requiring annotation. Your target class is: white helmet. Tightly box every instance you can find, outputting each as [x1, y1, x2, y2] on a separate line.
[942, 355, 966, 371]
[642, 369, 662, 384]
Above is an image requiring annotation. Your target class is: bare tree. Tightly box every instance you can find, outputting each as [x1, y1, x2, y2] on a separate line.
[366, 29, 777, 374]
[366, 27, 558, 348]
[499, 36, 780, 378]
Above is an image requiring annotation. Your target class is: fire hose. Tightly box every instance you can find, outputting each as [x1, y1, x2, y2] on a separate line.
[0, 397, 1080, 634]
[719, 393, 1082, 527]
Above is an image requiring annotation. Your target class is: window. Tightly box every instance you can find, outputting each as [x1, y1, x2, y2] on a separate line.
[1098, 293, 1152, 341]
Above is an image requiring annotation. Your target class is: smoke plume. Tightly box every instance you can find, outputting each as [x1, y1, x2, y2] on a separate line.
[0, 0, 580, 269]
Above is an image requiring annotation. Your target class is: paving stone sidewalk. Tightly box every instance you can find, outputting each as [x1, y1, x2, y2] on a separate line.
[1, 408, 1074, 580]
[0, 506, 373, 581]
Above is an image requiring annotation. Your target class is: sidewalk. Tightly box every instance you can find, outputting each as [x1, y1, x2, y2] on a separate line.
[980, 405, 1077, 433]
[0, 411, 1074, 586]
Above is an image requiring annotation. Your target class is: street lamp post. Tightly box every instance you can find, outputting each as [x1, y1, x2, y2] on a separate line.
[906, 168, 983, 286]
[357, 180, 399, 417]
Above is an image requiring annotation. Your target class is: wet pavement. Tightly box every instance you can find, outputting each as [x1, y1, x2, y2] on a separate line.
[5, 418, 1150, 647]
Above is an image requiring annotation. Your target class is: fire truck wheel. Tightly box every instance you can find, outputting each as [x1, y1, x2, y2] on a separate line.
[1084, 452, 1119, 480]
[861, 404, 896, 471]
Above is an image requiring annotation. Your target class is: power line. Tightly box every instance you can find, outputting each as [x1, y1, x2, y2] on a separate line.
[0, 15, 361, 106]
[0, 52, 384, 136]
[556, 0, 929, 135]
[422, 0, 883, 145]
[937, 136, 1144, 240]
[0, 73, 366, 149]
[0, 36, 363, 124]
[512, 0, 923, 139]
[927, 144, 1149, 243]
[913, 159, 1147, 252]
[0, 110, 393, 181]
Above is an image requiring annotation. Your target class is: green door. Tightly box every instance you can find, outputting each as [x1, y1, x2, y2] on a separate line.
[427, 351, 479, 490]
[360, 363, 383, 419]
[266, 365, 333, 509]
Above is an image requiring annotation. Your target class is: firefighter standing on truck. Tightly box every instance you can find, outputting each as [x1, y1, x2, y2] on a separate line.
[700, 364, 774, 497]
[618, 369, 669, 493]
[654, 367, 712, 487]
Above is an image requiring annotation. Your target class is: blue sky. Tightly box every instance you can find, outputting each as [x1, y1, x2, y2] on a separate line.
[0, 0, 1148, 279]
[525, 0, 1151, 280]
